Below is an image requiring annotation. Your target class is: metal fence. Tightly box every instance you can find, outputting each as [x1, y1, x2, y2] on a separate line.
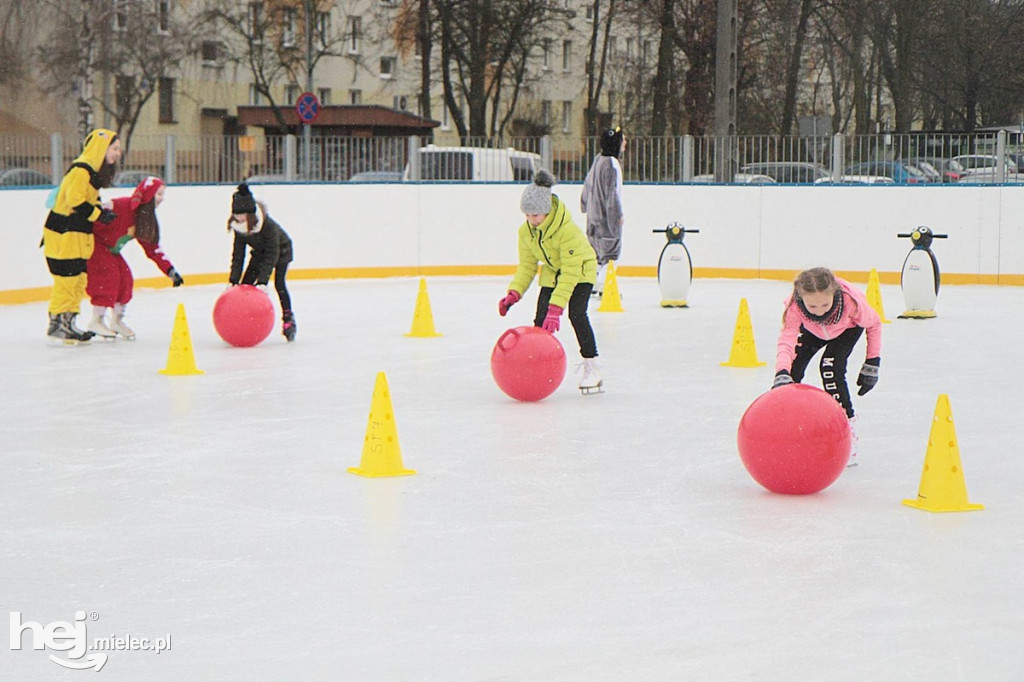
[2, 130, 1021, 187]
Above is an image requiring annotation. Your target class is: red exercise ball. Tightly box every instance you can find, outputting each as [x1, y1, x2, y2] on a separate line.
[213, 285, 275, 347]
[491, 326, 567, 402]
[737, 383, 851, 494]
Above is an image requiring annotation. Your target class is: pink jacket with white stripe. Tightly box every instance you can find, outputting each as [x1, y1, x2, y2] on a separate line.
[775, 278, 882, 373]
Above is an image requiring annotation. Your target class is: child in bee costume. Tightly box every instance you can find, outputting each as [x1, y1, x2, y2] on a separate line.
[227, 184, 296, 341]
[42, 129, 122, 344]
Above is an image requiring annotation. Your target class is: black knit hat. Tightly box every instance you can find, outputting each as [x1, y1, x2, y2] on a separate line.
[600, 126, 624, 157]
[232, 183, 256, 214]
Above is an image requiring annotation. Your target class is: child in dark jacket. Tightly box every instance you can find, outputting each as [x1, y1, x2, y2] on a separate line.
[227, 184, 296, 341]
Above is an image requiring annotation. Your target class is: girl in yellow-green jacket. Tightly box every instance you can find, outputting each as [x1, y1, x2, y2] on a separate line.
[498, 170, 603, 393]
[42, 128, 122, 343]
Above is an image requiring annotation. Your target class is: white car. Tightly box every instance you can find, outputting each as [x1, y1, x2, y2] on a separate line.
[691, 173, 776, 184]
[951, 154, 1016, 176]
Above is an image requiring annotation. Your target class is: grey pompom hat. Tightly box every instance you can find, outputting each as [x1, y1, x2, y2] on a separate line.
[520, 169, 556, 214]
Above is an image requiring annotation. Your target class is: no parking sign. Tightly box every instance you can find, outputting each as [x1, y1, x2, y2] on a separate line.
[295, 92, 320, 124]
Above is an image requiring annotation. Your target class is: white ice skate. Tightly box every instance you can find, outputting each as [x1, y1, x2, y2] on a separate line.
[111, 304, 136, 341]
[88, 306, 117, 341]
[847, 415, 859, 468]
[577, 358, 604, 395]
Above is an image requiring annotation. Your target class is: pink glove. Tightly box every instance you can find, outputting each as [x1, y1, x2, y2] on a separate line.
[541, 304, 563, 332]
[498, 290, 521, 316]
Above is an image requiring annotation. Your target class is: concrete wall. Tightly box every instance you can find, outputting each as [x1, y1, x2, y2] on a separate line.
[4, 182, 1023, 302]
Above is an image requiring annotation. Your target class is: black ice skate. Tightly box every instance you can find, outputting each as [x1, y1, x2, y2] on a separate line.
[282, 310, 296, 342]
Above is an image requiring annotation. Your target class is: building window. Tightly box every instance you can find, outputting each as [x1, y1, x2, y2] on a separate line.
[157, 0, 171, 33]
[562, 100, 571, 133]
[585, 4, 594, 21]
[349, 89, 362, 105]
[316, 12, 330, 49]
[285, 84, 300, 105]
[562, 40, 572, 71]
[248, 2, 263, 39]
[201, 40, 222, 65]
[542, 38, 551, 70]
[347, 16, 361, 53]
[115, 76, 133, 120]
[625, 37, 634, 59]
[608, 36, 616, 56]
[380, 56, 395, 78]
[249, 84, 263, 106]
[607, 90, 615, 116]
[158, 77, 176, 123]
[642, 40, 651, 65]
[282, 8, 296, 47]
[441, 102, 450, 130]
[541, 100, 551, 127]
[113, 0, 128, 31]
[318, 88, 331, 105]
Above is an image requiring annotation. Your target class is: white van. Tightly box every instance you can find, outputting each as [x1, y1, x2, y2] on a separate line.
[405, 145, 541, 182]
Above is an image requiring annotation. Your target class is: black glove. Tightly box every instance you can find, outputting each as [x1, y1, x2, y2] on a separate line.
[857, 358, 880, 396]
[772, 370, 794, 389]
[97, 208, 116, 224]
[168, 267, 184, 287]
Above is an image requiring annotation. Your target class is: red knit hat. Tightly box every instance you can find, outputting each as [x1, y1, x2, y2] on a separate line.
[130, 176, 165, 210]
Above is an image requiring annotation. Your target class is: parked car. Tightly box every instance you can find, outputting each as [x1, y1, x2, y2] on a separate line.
[950, 154, 1016, 177]
[113, 169, 159, 187]
[815, 175, 895, 185]
[348, 171, 403, 182]
[956, 170, 1024, 184]
[739, 162, 830, 183]
[843, 161, 930, 184]
[692, 173, 776, 184]
[901, 157, 965, 183]
[0, 167, 52, 186]
[404, 146, 541, 182]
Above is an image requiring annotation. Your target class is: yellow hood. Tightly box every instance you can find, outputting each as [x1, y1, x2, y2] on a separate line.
[74, 128, 118, 172]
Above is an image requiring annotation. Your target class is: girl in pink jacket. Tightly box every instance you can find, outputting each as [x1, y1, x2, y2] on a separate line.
[773, 267, 881, 463]
[86, 177, 183, 340]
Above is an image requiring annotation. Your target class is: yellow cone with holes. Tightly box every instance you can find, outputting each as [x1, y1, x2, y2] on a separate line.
[159, 303, 204, 375]
[597, 261, 624, 312]
[405, 277, 442, 337]
[902, 394, 983, 512]
[866, 268, 892, 323]
[720, 298, 765, 367]
[348, 372, 416, 478]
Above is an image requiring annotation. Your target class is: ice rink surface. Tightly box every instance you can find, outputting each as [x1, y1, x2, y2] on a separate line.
[2, 276, 1023, 681]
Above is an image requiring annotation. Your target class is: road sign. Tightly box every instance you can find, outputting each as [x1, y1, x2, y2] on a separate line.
[295, 92, 320, 124]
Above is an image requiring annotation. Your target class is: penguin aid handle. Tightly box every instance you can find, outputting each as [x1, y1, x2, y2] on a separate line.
[652, 222, 701, 233]
[897, 232, 949, 238]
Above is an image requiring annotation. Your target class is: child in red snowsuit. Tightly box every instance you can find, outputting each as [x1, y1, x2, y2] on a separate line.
[86, 176, 183, 340]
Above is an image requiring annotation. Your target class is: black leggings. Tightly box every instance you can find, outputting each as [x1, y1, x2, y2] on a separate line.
[273, 261, 292, 312]
[790, 325, 863, 418]
[534, 283, 598, 358]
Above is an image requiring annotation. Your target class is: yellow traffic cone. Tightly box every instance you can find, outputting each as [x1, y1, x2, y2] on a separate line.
[866, 268, 892, 323]
[348, 372, 416, 478]
[597, 261, 624, 312]
[159, 303, 204, 375]
[720, 298, 766, 367]
[405, 277, 442, 338]
[902, 394, 983, 512]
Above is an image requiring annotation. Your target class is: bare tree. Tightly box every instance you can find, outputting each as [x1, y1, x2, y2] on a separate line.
[201, 0, 348, 135]
[431, 0, 572, 142]
[583, 0, 618, 136]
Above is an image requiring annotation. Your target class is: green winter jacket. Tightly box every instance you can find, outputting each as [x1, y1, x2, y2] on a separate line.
[508, 195, 597, 309]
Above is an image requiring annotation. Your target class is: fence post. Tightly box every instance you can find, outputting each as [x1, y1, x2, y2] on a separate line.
[164, 135, 176, 184]
[831, 133, 844, 182]
[997, 129, 1007, 182]
[682, 135, 694, 182]
[406, 135, 421, 180]
[540, 135, 553, 174]
[284, 135, 297, 180]
[50, 134, 63, 185]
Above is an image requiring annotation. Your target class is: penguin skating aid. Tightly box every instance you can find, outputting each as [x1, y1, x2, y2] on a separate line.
[652, 222, 700, 307]
[897, 226, 947, 319]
